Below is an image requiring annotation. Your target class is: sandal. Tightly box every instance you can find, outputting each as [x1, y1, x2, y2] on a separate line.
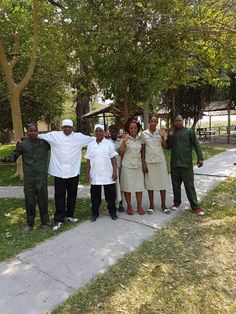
[138, 209, 145, 215]
[147, 208, 154, 214]
[127, 208, 134, 215]
[162, 208, 171, 214]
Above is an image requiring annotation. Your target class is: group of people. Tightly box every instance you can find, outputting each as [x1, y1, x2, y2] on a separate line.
[0, 114, 205, 234]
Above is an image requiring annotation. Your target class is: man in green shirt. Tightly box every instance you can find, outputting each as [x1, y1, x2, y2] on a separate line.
[0, 124, 50, 233]
[166, 115, 206, 216]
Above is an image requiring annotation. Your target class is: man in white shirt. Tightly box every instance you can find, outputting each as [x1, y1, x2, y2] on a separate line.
[86, 124, 118, 222]
[38, 119, 94, 230]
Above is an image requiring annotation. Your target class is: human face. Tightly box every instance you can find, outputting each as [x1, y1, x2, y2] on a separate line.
[27, 126, 38, 140]
[128, 122, 138, 138]
[149, 116, 158, 131]
[110, 129, 118, 141]
[62, 126, 73, 136]
[95, 127, 104, 142]
[173, 115, 183, 129]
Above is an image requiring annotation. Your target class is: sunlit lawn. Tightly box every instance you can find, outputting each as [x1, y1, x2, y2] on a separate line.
[0, 144, 225, 185]
[53, 177, 236, 314]
[0, 198, 91, 261]
[0, 144, 87, 186]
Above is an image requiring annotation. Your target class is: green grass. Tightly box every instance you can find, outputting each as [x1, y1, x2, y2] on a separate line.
[0, 198, 91, 261]
[0, 144, 87, 186]
[52, 177, 236, 314]
[0, 144, 225, 185]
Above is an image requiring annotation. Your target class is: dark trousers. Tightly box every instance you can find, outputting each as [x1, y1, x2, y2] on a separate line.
[24, 177, 49, 226]
[54, 175, 79, 223]
[171, 167, 199, 210]
[90, 184, 116, 217]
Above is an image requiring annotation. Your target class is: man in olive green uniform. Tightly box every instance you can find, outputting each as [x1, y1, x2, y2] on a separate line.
[166, 115, 205, 216]
[0, 124, 50, 232]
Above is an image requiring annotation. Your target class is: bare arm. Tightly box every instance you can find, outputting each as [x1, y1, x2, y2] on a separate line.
[160, 128, 167, 149]
[111, 157, 117, 181]
[166, 126, 174, 149]
[86, 159, 91, 183]
[141, 144, 148, 173]
[118, 134, 128, 156]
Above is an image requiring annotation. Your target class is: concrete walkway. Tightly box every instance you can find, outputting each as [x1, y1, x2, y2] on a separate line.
[0, 148, 236, 314]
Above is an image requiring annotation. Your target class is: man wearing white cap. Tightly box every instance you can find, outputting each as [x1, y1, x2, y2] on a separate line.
[86, 124, 118, 221]
[38, 119, 94, 230]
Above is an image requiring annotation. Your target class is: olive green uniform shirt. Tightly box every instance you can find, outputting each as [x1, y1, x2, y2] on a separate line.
[166, 128, 203, 168]
[13, 138, 50, 181]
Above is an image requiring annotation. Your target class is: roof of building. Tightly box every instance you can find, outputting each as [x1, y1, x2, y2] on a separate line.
[204, 100, 232, 111]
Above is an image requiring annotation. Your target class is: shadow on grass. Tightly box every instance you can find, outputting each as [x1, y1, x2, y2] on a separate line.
[0, 198, 91, 261]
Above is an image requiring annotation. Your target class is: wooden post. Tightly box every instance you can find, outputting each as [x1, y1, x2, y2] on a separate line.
[209, 115, 212, 130]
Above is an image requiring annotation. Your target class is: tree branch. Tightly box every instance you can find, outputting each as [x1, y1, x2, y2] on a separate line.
[9, 31, 21, 69]
[48, 0, 63, 9]
[0, 39, 14, 90]
[18, 0, 39, 92]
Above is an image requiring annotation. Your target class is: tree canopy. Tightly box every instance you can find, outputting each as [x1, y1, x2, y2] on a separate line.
[1, 0, 236, 137]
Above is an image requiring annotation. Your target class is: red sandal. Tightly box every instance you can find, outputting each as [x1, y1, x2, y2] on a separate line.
[127, 208, 134, 215]
[138, 209, 145, 215]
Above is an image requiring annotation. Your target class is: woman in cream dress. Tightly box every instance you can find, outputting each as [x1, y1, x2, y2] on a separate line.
[142, 115, 171, 214]
[119, 119, 145, 215]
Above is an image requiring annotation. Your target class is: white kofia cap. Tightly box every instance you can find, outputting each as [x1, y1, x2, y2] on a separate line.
[94, 124, 104, 131]
[61, 119, 73, 127]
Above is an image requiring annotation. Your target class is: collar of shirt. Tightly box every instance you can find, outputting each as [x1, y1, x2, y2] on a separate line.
[128, 134, 141, 141]
[145, 128, 160, 137]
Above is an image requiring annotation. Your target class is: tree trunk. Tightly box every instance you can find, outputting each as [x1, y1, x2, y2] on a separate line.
[123, 81, 129, 121]
[143, 102, 149, 129]
[171, 89, 176, 117]
[76, 95, 90, 134]
[9, 88, 24, 177]
[0, 0, 39, 178]
[10, 88, 24, 140]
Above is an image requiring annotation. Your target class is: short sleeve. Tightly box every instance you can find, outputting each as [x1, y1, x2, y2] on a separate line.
[109, 142, 118, 158]
[140, 132, 145, 144]
[85, 145, 91, 160]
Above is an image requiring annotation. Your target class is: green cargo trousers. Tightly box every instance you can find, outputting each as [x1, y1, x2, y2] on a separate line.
[24, 176, 50, 226]
[171, 167, 199, 210]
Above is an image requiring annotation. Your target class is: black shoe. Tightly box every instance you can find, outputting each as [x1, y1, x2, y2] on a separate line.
[22, 225, 34, 235]
[118, 204, 125, 212]
[40, 224, 50, 232]
[234, 163, 236, 166]
[111, 214, 118, 220]
[90, 215, 98, 222]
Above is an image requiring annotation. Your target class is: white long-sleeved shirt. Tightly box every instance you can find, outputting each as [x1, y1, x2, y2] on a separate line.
[38, 131, 94, 178]
[85, 138, 118, 185]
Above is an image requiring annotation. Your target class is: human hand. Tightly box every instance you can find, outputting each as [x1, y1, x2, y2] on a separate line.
[121, 133, 129, 143]
[168, 126, 174, 136]
[197, 160, 203, 168]
[160, 127, 166, 138]
[142, 161, 148, 173]
[112, 171, 117, 181]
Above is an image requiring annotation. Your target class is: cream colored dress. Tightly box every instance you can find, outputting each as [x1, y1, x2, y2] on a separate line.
[120, 135, 145, 193]
[142, 129, 170, 191]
